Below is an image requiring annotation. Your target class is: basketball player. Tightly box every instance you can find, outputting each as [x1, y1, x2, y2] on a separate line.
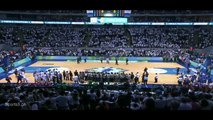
[154, 73, 158, 83]
[74, 70, 78, 76]
[17, 73, 23, 84]
[106, 57, 109, 64]
[5, 75, 12, 83]
[79, 56, 81, 62]
[58, 72, 62, 83]
[20, 69, 27, 83]
[73, 75, 79, 84]
[42, 72, 47, 82]
[143, 68, 149, 87]
[63, 70, 66, 80]
[69, 70, 73, 81]
[14, 69, 18, 77]
[84, 57, 87, 63]
[115, 58, 118, 65]
[100, 57, 103, 63]
[176, 67, 180, 75]
[130, 72, 134, 82]
[22, 76, 29, 83]
[126, 57, 128, 65]
[65, 71, 69, 81]
[134, 72, 140, 84]
[40, 71, 45, 82]
[50, 71, 54, 82]
[178, 76, 183, 85]
[33, 71, 38, 83]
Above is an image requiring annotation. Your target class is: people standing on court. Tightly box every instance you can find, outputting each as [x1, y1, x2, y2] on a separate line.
[78, 57, 81, 64]
[126, 57, 128, 65]
[100, 57, 103, 63]
[58, 72, 63, 83]
[134, 72, 140, 84]
[178, 73, 184, 85]
[74, 70, 79, 76]
[106, 57, 109, 64]
[53, 73, 57, 84]
[130, 72, 134, 82]
[65, 71, 69, 81]
[84, 57, 87, 63]
[115, 58, 118, 65]
[154, 73, 158, 83]
[143, 67, 149, 87]
[176, 67, 180, 75]
[20, 69, 28, 83]
[17, 72, 23, 84]
[5, 75, 12, 83]
[73, 75, 79, 84]
[69, 70, 73, 81]
[33, 71, 38, 83]
[77, 57, 80, 64]
[77, 57, 79, 64]
[63, 70, 66, 80]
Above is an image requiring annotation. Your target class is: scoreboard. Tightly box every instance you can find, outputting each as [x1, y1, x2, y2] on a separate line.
[87, 10, 131, 17]
[90, 17, 128, 24]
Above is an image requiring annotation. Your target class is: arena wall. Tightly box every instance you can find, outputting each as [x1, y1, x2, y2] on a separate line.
[13, 57, 32, 68]
[36, 56, 163, 62]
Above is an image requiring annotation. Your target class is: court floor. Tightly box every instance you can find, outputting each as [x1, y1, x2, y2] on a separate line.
[0, 61, 185, 84]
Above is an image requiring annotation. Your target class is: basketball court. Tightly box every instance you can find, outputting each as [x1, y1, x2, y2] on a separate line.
[0, 61, 186, 84]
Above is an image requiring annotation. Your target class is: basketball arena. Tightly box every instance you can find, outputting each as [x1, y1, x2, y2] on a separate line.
[0, 10, 213, 110]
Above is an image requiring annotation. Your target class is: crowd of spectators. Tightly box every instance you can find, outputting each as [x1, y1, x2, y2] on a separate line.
[1, 25, 213, 49]
[35, 15, 89, 21]
[1, 24, 213, 70]
[3, 10, 213, 14]
[1, 10, 86, 14]
[128, 16, 212, 22]
[0, 25, 86, 47]
[27, 47, 178, 58]
[88, 27, 128, 48]
[0, 83, 213, 110]
[128, 26, 213, 49]
[0, 49, 33, 68]
[131, 10, 213, 14]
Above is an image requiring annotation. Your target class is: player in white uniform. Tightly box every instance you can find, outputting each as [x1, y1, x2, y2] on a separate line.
[40, 71, 44, 80]
[37, 72, 42, 82]
[49, 71, 54, 81]
[22, 77, 29, 83]
[46, 71, 50, 82]
[21, 70, 29, 83]
[106, 57, 109, 64]
[33, 71, 38, 83]
[73, 75, 79, 83]
[20, 71, 25, 78]
[42, 73, 47, 82]
[134, 72, 140, 84]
